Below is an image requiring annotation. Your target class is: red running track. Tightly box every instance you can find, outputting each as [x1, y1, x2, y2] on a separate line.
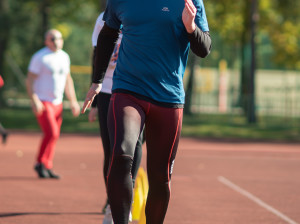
[0, 132, 300, 224]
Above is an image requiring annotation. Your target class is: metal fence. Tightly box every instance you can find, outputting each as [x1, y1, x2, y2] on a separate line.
[2, 63, 300, 119]
[184, 66, 300, 118]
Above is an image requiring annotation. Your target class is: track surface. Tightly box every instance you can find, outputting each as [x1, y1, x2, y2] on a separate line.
[1, 132, 299, 224]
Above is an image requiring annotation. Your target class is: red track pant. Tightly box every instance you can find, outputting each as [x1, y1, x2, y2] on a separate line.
[36, 101, 63, 169]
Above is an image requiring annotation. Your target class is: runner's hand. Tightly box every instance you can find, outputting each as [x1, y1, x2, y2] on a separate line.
[81, 83, 102, 114]
[182, 0, 197, 33]
[70, 101, 80, 117]
[32, 97, 45, 116]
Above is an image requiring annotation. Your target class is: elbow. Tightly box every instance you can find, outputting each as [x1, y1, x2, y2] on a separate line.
[190, 32, 212, 58]
[199, 35, 212, 58]
[199, 42, 211, 58]
[201, 31, 212, 58]
[188, 28, 212, 58]
[192, 42, 211, 58]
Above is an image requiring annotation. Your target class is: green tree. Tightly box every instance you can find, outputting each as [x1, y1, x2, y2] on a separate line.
[204, 0, 300, 122]
[0, 0, 101, 98]
[259, 0, 300, 69]
[0, 0, 12, 76]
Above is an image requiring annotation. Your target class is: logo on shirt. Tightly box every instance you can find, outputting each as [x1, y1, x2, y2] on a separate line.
[162, 7, 170, 12]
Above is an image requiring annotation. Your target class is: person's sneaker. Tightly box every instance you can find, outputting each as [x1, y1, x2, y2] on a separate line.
[34, 163, 49, 178]
[2, 132, 8, 144]
[47, 169, 60, 179]
[129, 211, 132, 222]
[103, 204, 113, 224]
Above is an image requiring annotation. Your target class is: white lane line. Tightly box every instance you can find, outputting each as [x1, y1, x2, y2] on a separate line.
[218, 176, 298, 224]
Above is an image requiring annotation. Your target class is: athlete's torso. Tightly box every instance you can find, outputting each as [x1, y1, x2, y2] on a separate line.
[104, 0, 209, 104]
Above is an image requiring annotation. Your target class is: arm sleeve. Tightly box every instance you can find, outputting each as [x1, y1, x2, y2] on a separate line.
[91, 47, 98, 108]
[188, 27, 211, 58]
[92, 23, 120, 84]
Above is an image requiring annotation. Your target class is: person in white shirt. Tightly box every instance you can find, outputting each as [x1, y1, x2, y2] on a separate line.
[26, 29, 80, 179]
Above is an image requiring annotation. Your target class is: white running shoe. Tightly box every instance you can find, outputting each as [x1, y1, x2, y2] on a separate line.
[103, 204, 114, 224]
[129, 211, 132, 222]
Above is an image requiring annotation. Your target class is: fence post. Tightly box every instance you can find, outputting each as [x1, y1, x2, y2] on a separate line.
[218, 60, 228, 113]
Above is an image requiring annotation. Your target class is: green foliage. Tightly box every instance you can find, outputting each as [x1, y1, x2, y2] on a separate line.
[1, 0, 101, 88]
[259, 0, 300, 69]
[205, 1, 245, 43]
[204, 0, 300, 70]
[1, 0, 299, 88]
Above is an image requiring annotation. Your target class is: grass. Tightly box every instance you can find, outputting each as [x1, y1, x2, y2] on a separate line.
[1, 107, 299, 142]
[181, 113, 300, 142]
[0, 107, 99, 134]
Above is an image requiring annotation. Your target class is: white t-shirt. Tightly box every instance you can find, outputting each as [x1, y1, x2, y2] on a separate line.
[28, 47, 70, 105]
[92, 12, 122, 94]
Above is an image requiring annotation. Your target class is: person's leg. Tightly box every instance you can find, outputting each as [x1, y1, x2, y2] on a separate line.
[0, 122, 8, 144]
[36, 102, 62, 170]
[98, 92, 144, 218]
[97, 92, 112, 186]
[97, 92, 112, 213]
[107, 93, 146, 224]
[44, 103, 63, 170]
[145, 105, 183, 224]
[131, 126, 144, 187]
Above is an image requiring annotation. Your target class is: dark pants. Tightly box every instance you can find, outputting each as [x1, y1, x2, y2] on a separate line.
[107, 93, 183, 224]
[97, 92, 143, 189]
